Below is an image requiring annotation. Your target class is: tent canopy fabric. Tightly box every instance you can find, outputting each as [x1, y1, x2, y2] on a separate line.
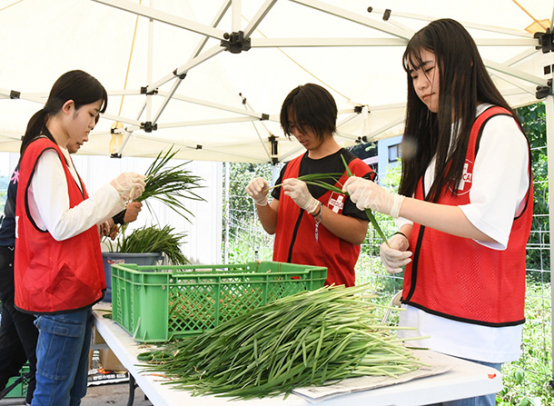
[0, 0, 552, 162]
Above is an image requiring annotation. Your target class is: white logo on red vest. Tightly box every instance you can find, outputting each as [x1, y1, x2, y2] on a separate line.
[328, 192, 345, 214]
[451, 159, 473, 195]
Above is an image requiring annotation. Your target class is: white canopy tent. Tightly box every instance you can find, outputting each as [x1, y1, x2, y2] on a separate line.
[0, 0, 551, 163]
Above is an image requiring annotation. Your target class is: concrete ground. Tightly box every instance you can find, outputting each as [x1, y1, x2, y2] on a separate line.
[83, 382, 153, 406]
[0, 382, 153, 406]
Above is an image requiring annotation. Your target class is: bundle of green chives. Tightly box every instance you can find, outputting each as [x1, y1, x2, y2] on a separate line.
[108, 224, 189, 265]
[137, 145, 205, 222]
[139, 284, 423, 399]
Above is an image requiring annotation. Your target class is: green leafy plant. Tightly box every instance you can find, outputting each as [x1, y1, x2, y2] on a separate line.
[140, 284, 423, 399]
[136, 145, 205, 222]
[106, 225, 189, 265]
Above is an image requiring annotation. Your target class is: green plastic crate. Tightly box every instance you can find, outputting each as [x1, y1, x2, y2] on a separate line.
[5, 365, 29, 398]
[110, 261, 327, 342]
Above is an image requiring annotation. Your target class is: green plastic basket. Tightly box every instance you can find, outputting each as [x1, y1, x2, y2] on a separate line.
[5, 365, 29, 398]
[110, 261, 327, 342]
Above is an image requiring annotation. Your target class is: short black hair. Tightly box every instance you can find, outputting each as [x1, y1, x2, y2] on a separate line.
[280, 83, 337, 141]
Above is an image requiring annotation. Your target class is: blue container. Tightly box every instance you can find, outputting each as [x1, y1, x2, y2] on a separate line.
[101, 252, 162, 302]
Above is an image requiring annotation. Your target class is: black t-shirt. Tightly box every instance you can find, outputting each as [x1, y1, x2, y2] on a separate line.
[271, 148, 373, 221]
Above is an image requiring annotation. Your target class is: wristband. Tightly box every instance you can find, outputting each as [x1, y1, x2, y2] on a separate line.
[393, 231, 409, 241]
[314, 202, 323, 243]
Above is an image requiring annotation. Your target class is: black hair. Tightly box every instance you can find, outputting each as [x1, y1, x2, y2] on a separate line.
[280, 83, 337, 141]
[21, 70, 108, 154]
[399, 19, 519, 201]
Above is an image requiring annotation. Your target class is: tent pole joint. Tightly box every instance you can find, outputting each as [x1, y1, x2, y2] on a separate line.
[9, 90, 20, 99]
[261, 113, 269, 120]
[140, 86, 159, 95]
[173, 69, 187, 80]
[269, 135, 278, 164]
[534, 30, 553, 54]
[140, 121, 158, 132]
[536, 79, 553, 99]
[221, 31, 251, 54]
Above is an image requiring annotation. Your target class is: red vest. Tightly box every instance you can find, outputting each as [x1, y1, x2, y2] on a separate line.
[273, 154, 372, 287]
[15, 138, 105, 314]
[402, 107, 533, 326]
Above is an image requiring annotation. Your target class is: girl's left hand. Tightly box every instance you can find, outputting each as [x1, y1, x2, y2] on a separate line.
[380, 233, 412, 274]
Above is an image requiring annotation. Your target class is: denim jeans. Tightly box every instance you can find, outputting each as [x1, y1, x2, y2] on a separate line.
[426, 359, 502, 406]
[31, 308, 93, 406]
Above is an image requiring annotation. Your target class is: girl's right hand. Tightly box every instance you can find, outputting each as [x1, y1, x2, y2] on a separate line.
[380, 233, 412, 274]
[110, 172, 146, 201]
[245, 177, 269, 206]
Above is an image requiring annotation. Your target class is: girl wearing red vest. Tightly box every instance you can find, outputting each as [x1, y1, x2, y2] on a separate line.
[246, 83, 375, 287]
[15, 70, 145, 406]
[343, 20, 532, 406]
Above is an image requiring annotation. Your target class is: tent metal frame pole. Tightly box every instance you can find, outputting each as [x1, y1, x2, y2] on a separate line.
[546, 94, 554, 381]
[133, 133, 270, 162]
[146, 11, 154, 122]
[368, 7, 534, 38]
[91, 0, 226, 39]
[224, 161, 230, 264]
[189, 0, 231, 60]
[550, 3, 554, 32]
[242, 97, 273, 162]
[231, 0, 241, 32]
[290, 0, 412, 39]
[166, 91, 268, 119]
[148, 45, 225, 91]
[152, 78, 183, 125]
[365, 116, 406, 141]
[155, 116, 258, 129]
[243, 0, 278, 37]
[251, 37, 405, 48]
[483, 58, 549, 87]
[503, 48, 539, 67]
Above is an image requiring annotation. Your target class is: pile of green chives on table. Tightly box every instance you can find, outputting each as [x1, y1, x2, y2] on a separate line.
[139, 284, 425, 399]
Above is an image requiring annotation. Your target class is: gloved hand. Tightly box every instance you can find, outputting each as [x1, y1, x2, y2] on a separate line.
[380, 233, 412, 274]
[110, 172, 146, 202]
[245, 177, 269, 206]
[282, 178, 319, 214]
[342, 176, 404, 218]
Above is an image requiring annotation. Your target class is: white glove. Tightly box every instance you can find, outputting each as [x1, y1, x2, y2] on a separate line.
[282, 178, 319, 214]
[245, 177, 269, 206]
[110, 172, 146, 202]
[342, 176, 404, 218]
[380, 233, 412, 274]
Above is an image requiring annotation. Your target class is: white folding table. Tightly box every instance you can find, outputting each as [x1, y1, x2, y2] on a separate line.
[92, 306, 502, 406]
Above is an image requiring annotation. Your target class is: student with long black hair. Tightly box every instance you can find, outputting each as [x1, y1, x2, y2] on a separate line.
[343, 19, 533, 406]
[14, 70, 145, 406]
[0, 128, 142, 404]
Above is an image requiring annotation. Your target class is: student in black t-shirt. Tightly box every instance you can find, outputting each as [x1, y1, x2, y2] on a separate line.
[246, 83, 375, 286]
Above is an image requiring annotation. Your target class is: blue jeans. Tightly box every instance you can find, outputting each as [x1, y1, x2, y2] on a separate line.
[427, 359, 502, 406]
[31, 308, 93, 406]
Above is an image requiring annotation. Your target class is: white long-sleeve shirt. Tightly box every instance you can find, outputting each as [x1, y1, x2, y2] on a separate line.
[396, 104, 529, 363]
[28, 147, 125, 241]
